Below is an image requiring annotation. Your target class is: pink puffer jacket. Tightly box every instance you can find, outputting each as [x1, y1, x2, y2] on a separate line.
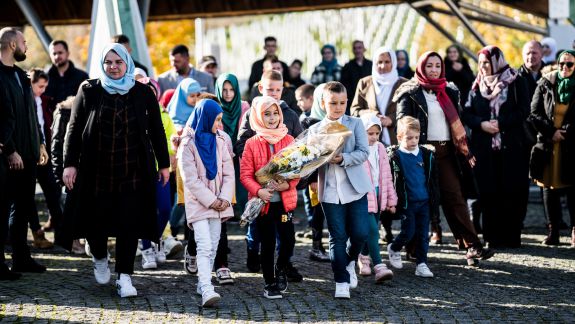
[364, 142, 397, 213]
[177, 130, 235, 226]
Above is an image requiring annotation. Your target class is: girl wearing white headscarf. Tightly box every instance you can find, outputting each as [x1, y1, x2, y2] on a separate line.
[350, 47, 408, 145]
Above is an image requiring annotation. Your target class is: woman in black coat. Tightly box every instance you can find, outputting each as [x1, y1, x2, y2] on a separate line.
[463, 46, 529, 249]
[445, 45, 475, 106]
[529, 50, 575, 246]
[394, 51, 494, 265]
[62, 44, 170, 297]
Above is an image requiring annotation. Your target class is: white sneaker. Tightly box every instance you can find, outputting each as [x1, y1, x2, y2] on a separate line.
[415, 263, 434, 278]
[346, 261, 358, 289]
[184, 246, 197, 275]
[387, 245, 403, 269]
[85, 241, 91, 257]
[201, 289, 221, 307]
[154, 241, 167, 264]
[93, 257, 110, 284]
[135, 240, 142, 257]
[216, 267, 234, 285]
[163, 236, 183, 258]
[141, 248, 157, 269]
[116, 273, 138, 298]
[334, 282, 350, 299]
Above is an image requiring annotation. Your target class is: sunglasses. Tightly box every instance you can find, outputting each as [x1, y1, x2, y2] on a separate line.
[559, 62, 575, 68]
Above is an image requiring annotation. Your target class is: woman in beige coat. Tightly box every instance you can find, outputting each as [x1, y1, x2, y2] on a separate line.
[350, 46, 408, 146]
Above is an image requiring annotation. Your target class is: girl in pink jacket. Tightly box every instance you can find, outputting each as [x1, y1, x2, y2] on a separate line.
[357, 113, 398, 283]
[177, 99, 235, 307]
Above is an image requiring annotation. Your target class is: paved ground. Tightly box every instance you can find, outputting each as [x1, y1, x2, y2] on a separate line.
[0, 188, 574, 323]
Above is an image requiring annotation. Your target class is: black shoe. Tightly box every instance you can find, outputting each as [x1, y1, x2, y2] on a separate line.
[285, 263, 303, 282]
[0, 264, 21, 280]
[246, 248, 260, 273]
[466, 247, 495, 261]
[275, 265, 288, 292]
[263, 283, 283, 299]
[11, 259, 46, 273]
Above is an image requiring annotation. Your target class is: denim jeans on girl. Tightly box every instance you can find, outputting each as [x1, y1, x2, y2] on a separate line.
[192, 218, 221, 293]
[321, 195, 369, 283]
[142, 179, 172, 250]
[361, 213, 382, 265]
[390, 200, 430, 265]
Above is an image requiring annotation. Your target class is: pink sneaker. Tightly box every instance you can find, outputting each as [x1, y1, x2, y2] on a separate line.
[357, 254, 372, 276]
[374, 263, 394, 283]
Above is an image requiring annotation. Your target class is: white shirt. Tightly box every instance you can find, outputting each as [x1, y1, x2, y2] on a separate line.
[399, 145, 420, 156]
[35, 96, 45, 139]
[321, 117, 364, 204]
[424, 91, 451, 141]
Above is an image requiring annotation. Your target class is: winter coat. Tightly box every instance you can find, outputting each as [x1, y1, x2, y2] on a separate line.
[528, 72, 575, 184]
[517, 64, 544, 146]
[62, 79, 170, 240]
[50, 102, 71, 186]
[44, 61, 88, 106]
[388, 145, 439, 218]
[178, 129, 234, 225]
[445, 59, 475, 106]
[341, 59, 373, 111]
[0, 62, 42, 161]
[240, 134, 299, 214]
[364, 142, 397, 213]
[350, 76, 408, 144]
[462, 76, 530, 194]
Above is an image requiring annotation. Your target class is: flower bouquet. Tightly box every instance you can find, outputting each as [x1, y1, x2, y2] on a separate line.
[240, 121, 352, 226]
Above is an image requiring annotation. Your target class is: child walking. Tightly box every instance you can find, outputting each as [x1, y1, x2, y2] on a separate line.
[357, 113, 397, 282]
[309, 81, 372, 299]
[177, 99, 235, 307]
[240, 96, 298, 299]
[387, 116, 439, 278]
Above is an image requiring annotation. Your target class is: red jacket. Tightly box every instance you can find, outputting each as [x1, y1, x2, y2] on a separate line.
[240, 134, 299, 214]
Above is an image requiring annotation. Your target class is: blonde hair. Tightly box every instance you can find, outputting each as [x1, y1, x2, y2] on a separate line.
[397, 116, 421, 136]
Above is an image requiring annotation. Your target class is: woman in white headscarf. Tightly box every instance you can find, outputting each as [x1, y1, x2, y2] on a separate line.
[541, 37, 558, 65]
[62, 43, 170, 298]
[350, 47, 408, 145]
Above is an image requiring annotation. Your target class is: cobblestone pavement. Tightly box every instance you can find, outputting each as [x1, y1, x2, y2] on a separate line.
[0, 190, 574, 323]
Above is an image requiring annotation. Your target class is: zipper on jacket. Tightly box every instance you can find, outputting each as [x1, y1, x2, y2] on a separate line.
[410, 95, 428, 118]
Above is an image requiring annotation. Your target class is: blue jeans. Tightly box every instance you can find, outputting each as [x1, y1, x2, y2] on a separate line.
[361, 213, 382, 265]
[390, 200, 430, 265]
[321, 195, 369, 283]
[246, 218, 260, 253]
[142, 179, 172, 250]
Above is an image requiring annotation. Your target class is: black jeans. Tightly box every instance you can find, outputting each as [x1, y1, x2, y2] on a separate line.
[6, 161, 37, 263]
[543, 187, 575, 228]
[87, 236, 138, 274]
[36, 162, 63, 229]
[0, 157, 8, 264]
[257, 202, 295, 285]
[311, 204, 325, 242]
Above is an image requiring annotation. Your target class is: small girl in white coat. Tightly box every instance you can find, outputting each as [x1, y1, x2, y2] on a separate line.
[178, 99, 235, 307]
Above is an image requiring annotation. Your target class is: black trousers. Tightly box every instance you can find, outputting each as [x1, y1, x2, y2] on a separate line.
[35, 162, 63, 230]
[543, 187, 575, 228]
[5, 161, 37, 263]
[257, 202, 295, 285]
[87, 236, 138, 274]
[311, 204, 325, 242]
[0, 157, 8, 264]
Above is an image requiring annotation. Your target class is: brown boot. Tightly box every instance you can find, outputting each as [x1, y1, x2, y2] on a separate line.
[542, 224, 559, 245]
[571, 227, 575, 247]
[32, 230, 54, 249]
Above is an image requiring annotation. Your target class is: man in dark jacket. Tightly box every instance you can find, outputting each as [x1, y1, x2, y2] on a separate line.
[341, 40, 372, 113]
[0, 27, 47, 277]
[248, 36, 289, 89]
[44, 40, 89, 108]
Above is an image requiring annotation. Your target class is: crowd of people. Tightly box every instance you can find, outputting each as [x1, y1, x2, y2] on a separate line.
[0, 26, 574, 307]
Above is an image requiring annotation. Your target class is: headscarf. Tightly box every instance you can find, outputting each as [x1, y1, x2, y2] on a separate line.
[396, 49, 412, 78]
[137, 77, 161, 101]
[309, 83, 327, 120]
[472, 45, 518, 150]
[371, 47, 398, 145]
[320, 44, 339, 76]
[416, 51, 474, 163]
[541, 37, 558, 64]
[99, 43, 135, 95]
[215, 73, 242, 145]
[167, 78, 202, 126]
[134, 67, 148, 78]
[186, 99, 223, 180]
[557, 50, 575, 104]
[249, 96, 288, 144]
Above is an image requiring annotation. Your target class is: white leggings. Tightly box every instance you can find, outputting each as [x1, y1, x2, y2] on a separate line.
[192, 218, 221, 292]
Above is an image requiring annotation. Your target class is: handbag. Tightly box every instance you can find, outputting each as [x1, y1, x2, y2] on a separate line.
[529, 143, 551, 181]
